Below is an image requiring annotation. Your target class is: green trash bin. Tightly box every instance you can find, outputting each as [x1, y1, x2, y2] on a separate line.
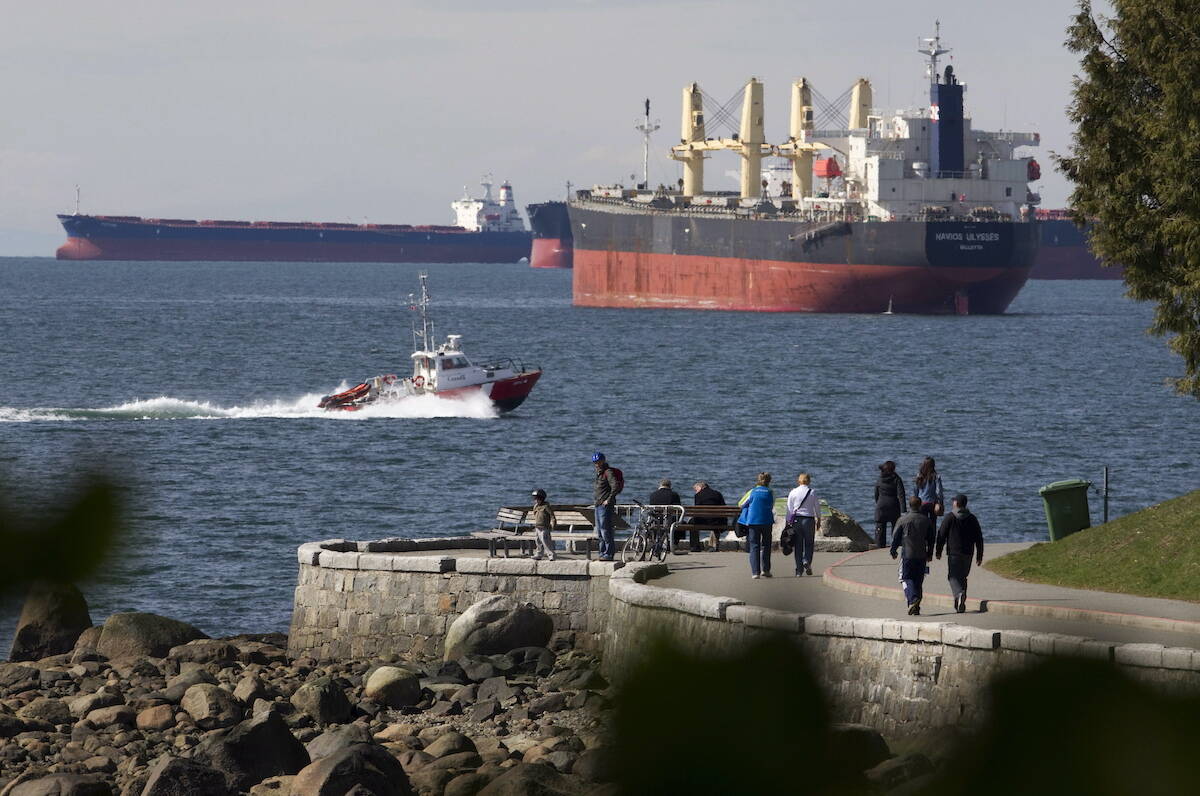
[1039, 479, 1092, 541]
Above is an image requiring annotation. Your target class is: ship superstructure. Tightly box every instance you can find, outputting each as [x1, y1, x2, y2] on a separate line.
[569, 25, 1042, 314]
[451, 176, 527, 233]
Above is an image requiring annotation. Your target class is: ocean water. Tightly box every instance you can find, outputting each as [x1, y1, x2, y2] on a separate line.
[1, 258, 1196, 653]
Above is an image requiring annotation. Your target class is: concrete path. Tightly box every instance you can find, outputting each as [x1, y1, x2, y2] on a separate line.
[657, 548, 1200, 650]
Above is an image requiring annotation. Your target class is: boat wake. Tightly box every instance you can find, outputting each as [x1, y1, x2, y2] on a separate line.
[0, 390, 499, 422]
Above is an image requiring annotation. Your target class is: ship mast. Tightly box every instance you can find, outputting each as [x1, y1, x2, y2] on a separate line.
[918, 20, 951, 83]
[410, 272, 435, 353]
[634, 99, 660, 189]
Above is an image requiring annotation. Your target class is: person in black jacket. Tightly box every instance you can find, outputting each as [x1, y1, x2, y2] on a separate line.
[890, 496, 934, 615]
[647, 479, 683, 549]
[874, 460, 907, 548]
[935, 493, 985, 613]
[692, 481, 726, 552]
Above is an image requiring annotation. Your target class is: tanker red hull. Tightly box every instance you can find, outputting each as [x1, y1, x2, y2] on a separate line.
[529, 237, 573, 269]
[573, 250, 1029, 314]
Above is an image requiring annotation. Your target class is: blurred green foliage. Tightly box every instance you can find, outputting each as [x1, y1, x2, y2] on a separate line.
[0, 477, 121, 595]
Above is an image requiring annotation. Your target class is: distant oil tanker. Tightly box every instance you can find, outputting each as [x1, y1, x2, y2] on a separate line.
[57, 179, 532, 263]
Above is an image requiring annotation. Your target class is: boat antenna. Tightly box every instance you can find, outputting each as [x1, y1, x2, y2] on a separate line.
[75, 185, 80, 215]
[410, 272, 434, 352]
[634, 98, 660, 189]
[918, 20, 951, 84]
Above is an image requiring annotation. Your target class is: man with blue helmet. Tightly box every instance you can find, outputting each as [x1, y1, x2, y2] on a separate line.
[592, 451, 622, 561]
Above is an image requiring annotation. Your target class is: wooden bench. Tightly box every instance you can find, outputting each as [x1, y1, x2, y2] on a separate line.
[669, 505, 744, 551]
[473, 505, 631, 559]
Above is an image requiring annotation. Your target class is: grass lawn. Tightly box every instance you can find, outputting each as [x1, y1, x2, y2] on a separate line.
[986, 489, 1200, 602]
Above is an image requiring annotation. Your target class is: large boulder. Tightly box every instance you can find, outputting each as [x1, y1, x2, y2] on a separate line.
[290, 676, 352, 725]
[290, 743, 414, 796]
[8, 582, 92, 662]
[95, 612, 207, 660]
[477, 763, 584, 796]
[4, 774, 113, 795]
[817, 506, 874, 552]
[444, 596, 553, 661]
[140, 755, 232, 796]
[181, 683, 243, 730]
[363, 666, 421, 709]
[305, 723, 373, 761]
[17, 697, 72, 726]
[193, 709, 311, 792]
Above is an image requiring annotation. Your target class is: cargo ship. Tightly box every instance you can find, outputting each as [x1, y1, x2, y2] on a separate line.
[56, 178, 532, 263]
[1030, 209, 1123, 280]
[525, 201, 573, 269]
[570, 25, 1042, 314]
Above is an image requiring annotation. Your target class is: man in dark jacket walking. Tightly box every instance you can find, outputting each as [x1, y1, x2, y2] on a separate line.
[935, 493, 985, 613]
[692, 481, 726, 552]
[890, 496, 934, 615]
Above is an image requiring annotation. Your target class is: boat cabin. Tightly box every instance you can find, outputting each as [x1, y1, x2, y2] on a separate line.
[410, 335, 490, 391]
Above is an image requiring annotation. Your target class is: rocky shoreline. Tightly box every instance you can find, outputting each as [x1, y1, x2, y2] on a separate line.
[1, 617, 616, 795]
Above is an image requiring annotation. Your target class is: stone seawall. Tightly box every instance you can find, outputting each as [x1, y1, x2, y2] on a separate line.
[287, 539, 618, 661]
[602, 567, 1200, 738]
[289, 539, 1200, 739]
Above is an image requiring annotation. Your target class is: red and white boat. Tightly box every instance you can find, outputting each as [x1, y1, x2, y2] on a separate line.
[318, 274, 542, 412]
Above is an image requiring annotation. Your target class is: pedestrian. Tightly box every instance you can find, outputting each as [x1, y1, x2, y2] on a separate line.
[529, 489, 556, 561]
[591, 451, 622, 561]
[890, 496, 934, 615]
[648, 478, 684, 548]
[692, 481, 726, 552]
[874, 460, 907, 548]
[737, 472, 775, 579]
[935, 493, 985, 613]
[914, 457, 945, 531]
[785, 473, 821, 576]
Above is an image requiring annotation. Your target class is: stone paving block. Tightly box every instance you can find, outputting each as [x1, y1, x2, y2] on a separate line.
[392, 556, 454, 573]
[1051, 635, 1097, 658]
[1115, 643, 1165, 668]
[1160, 647, 1197, 670]
[455, 557, 489, 574]
[746, 608, 804, 633]
[356, 552, 394, 571]
[1075, 640, 1115, 661]
[852, 618, 885, 639]
[725, 605, 750, 624]
[535, 560, 590, 576]
[881, 620, 904, 641]
[999, 629, 1035, 652]
[487, 558, 537, 575]
[1028, 633, 1062, 656]
[588, 560, 625, 577]
[899, 622, 921, 643]
[803, 614, 838, 636]
[297, 543, 324, 566]
[825, 616, 855, 637]
[320, 551, 361, 570]
[916, 623, 946, 644]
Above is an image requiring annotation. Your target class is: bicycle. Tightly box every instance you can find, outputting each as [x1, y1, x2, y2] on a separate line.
[621, 500, 682, 563]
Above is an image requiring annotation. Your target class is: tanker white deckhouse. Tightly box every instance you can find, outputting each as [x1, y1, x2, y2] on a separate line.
[570, 24, 1043, 314]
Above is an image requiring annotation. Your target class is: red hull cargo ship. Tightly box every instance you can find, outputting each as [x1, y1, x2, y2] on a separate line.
[525, 201, 573, 269]
[1030, 209, 1123, 280]
[56, 179, 531, 263]
[571, 26, 1042, 314]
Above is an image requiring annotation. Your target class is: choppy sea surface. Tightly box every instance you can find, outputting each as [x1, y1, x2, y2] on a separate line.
[1, 258, 1196, 653]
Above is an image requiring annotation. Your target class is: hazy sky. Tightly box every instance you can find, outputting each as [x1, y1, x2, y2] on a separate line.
[1, 0, 1098, 255]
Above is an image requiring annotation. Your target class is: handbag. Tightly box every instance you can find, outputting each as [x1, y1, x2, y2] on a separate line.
[780, 525, 796, 556]
[734, 522, 749, 538]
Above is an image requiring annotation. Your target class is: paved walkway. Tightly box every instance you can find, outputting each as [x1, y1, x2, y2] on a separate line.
[658, 547, 1200, 650]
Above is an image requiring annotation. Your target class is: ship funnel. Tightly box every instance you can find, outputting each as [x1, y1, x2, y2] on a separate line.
[672, 82, 706, 196]
[738, 79, 765, 199]
[849, 78, 872, 129]
[788, 78, 815, 200]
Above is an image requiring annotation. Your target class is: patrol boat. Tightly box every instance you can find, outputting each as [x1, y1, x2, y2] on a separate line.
[318, 274, 542, 412]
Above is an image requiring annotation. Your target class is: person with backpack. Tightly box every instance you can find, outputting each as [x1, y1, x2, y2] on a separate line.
[914, 457, 945, 531]
[874, 460, 907, 548]
[785, 472, 821, 576]
[737, 472, 775, 579]
[935, 493, 985, 613]
[529, 488, 556, 561]
[592, 452, 623, 561]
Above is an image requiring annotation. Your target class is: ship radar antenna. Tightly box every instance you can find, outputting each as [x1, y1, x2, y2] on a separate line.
[634, 98, 661, 189]
[918, 20, 951, 83]
[74, 185, 80, 215]
[410, 271, 434, 353]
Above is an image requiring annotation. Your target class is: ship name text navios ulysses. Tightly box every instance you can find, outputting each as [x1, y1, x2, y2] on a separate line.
[569, 25, 1042, 314]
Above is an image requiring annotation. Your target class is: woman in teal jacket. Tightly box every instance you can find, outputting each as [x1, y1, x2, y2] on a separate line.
[738, 472, 776, 578]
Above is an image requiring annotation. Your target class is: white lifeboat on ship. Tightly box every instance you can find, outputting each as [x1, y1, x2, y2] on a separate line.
[318, 274, 541, 413]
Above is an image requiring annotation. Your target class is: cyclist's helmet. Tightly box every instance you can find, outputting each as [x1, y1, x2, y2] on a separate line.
[591, 451, 605, 462]
[531, 489, 546, 501]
